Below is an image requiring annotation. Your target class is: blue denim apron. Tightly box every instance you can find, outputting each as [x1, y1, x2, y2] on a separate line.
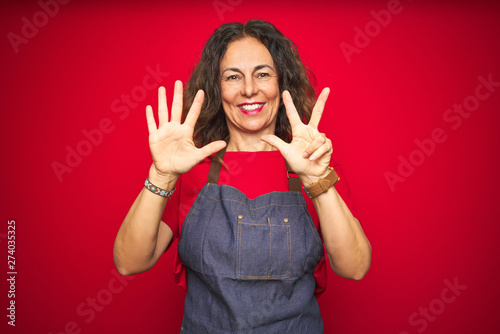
[178, 149, 324, 333]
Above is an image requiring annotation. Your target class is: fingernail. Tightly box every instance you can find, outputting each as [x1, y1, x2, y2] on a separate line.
[309, 155, 316, 161]
[303, 152, 309, 158]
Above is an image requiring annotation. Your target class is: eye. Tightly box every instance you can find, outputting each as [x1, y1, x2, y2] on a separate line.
[257, 73, 270, 78]
[226, 74, 240, 81]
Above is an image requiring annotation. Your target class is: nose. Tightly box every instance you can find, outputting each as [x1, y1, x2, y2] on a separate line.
[241, 76, 258, 97]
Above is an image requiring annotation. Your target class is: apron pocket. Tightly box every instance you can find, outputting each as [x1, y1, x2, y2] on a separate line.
[236, 216, 291, 279]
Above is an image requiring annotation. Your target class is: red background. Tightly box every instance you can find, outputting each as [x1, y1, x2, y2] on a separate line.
[1, 0, 500, 333]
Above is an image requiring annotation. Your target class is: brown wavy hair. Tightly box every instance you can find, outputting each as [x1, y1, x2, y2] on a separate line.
[182, 19, 317, 147]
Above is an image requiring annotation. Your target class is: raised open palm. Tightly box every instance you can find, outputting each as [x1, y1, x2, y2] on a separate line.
[146, 81, 226, 177]
[261, 88, 332, 186]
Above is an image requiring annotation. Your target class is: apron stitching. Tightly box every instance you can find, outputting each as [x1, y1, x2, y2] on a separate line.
[288, 225, 291, 276]
[268, 217, 271, 279]
[297, 192, 322, 247]
[180, 185, 208, 274]
[183, 185, 208, 230]
[238, 222, 287, 226]
[237, 274, 290, 279]
[236, 219, 292, 279]
[200, 195, 305, 210]
[237, 218, 241, 277]
[186, 268, 290, 279]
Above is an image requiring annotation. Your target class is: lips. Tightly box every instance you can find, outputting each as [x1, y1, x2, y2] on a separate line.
[237, 102, 265, 115]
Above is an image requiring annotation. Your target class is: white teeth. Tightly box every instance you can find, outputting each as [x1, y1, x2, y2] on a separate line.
[239, 103, 263, 111]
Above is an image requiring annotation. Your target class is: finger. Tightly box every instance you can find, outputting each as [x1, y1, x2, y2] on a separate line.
[282, 91, 303, 129]
[260, 134, 288, 153]
[302, 133, 327, 159]
[308, 138, 332, 161]
[146, 105, 157, 134]
[158, 86, 168, 126]
[184, 90, 204, 128]
[197, 140, 227, 162]
[308, 87, 330, 129]
[171, 80, 183, 123]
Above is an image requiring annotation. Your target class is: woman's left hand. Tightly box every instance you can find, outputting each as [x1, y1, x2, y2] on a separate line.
[261, 88, 332, 187]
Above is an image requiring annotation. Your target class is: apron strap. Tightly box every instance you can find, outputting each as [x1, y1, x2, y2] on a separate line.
[206, 147, 302, 192]
[207, 146, 227, 184]
[286, 162, 302, 192]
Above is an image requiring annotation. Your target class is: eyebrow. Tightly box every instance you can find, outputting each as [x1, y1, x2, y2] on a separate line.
[221, 64, 275, 75]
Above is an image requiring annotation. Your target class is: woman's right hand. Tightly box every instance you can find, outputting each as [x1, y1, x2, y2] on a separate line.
[146, 80, 226, 183]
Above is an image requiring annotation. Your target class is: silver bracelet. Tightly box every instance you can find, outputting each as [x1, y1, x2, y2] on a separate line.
[144, 177, 175, 198]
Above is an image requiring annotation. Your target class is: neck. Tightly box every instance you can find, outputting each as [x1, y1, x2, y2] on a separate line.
[226, 130, 277, 152]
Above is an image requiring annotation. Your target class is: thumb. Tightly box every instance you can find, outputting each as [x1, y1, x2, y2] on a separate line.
[197, 140, 227, 161]
[261, 134, 287, 152]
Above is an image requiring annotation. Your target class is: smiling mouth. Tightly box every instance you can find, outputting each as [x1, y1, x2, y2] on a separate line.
[238, 103, 265, 115]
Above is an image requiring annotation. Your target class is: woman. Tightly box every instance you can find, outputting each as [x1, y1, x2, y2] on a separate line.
[114, 19, 371, 333]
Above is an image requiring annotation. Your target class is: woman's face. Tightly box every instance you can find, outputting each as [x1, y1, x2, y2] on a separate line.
[219, 37, 280, 138]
